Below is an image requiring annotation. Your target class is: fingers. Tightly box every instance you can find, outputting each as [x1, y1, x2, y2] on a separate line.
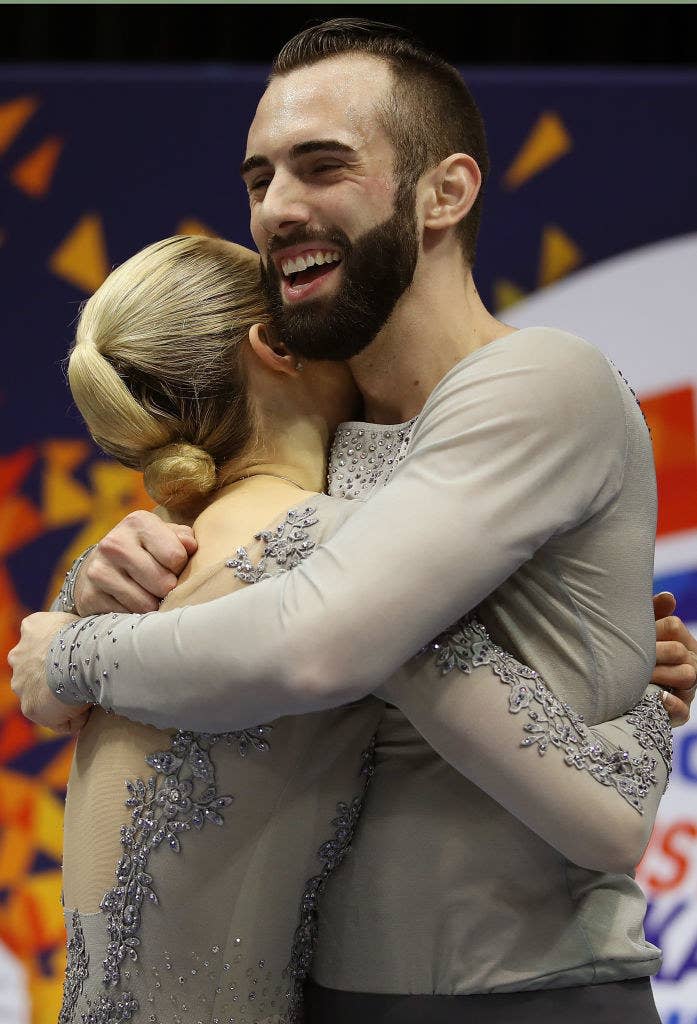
[84, 549, 172, 612]
[652, 663, 697, 688]
[129, 512, 195, 575]
[53, 708, 91, 734]
[166, 522, 198, 556]
[656, 614, 693, 644]
[653, 591, 677, 621]
[662, 689, 690, 728]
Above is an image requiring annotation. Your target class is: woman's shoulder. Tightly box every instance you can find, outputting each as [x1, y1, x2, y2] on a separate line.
[179, 490, 345, 584]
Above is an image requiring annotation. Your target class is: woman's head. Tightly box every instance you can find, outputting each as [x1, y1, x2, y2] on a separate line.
[69, 235, 271, 517]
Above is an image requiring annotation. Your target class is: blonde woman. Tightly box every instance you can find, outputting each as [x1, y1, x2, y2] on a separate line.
[55, 236, 671, 1024]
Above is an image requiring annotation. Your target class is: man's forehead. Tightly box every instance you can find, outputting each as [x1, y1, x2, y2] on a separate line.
[246, 54, 392, 157]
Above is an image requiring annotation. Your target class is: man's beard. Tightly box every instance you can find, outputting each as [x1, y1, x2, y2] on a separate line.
[260, 185, 419, 362]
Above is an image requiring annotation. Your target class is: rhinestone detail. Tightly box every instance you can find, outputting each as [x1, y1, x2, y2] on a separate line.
[327, 419, 417, 500]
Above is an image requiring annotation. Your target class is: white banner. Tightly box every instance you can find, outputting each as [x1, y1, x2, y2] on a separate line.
[509, 233, 697, 1023]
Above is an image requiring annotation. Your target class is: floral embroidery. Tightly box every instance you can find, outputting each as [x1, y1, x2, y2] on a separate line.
[99, 730, 239, 987]
[227, 506, 319, 583]
[626, 692, 673, 780]
[426, 617, 670, 813]
[58, 910, 90, 1023]
[285, 737, 377, 1022]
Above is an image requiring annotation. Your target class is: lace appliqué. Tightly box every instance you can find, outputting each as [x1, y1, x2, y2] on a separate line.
[99, 725, 272, 988]
[226, 505, 319, 583]
[284, 736, 377, 1022]
[626, 692, 673, 782]
[58, 910, 90, 1024]
[427, 617, 669, 813]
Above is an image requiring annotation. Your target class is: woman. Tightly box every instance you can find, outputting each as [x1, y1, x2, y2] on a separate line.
[58, 235, 669, 1024]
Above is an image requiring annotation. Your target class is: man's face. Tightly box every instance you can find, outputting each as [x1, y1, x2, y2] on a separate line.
[242, 55, 420, 360]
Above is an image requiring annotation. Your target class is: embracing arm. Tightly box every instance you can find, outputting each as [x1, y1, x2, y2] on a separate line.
[377, 619, 672, 874]
[47, 331, 634, 731]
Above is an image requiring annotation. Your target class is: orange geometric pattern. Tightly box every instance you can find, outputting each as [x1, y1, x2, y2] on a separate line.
[538, 225, 584, 288]
[49, 213, 110, 294]
[642, 385, 697, 537]
[11, 137, 64, 198]
[0, 441, 153, 1023]
[503, 111, 573, 190]
[0, 96, 39, 155]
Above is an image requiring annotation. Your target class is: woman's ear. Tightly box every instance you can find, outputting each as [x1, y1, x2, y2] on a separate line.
[247, 323, 301, 377]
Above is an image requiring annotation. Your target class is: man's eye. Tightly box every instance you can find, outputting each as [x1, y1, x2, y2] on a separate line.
[314, 163, 342, 174]
[249, 178, 271, 192]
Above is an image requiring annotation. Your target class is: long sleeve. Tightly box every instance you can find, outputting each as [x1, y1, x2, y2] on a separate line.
[47, 329, 637, 732]
[375, 618, 672, 874]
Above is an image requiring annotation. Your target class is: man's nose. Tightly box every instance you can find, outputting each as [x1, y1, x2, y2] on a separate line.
[258, 171, 312, 237]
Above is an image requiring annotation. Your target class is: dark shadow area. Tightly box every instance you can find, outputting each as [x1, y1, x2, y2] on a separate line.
[2, 3, 697, 65]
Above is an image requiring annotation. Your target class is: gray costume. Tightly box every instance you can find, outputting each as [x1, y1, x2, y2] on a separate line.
[51, 328, 670, 1018]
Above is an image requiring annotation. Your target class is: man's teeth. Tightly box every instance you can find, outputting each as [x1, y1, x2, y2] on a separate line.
[281, 251, 342, 277]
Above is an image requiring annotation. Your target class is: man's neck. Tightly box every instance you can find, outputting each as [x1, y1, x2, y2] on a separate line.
[349, 266, 514, 424]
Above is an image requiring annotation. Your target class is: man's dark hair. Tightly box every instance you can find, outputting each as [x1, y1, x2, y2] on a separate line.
[272, 18, 490, 266]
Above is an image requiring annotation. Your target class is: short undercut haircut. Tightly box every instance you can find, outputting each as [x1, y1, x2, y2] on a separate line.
[272, 18, 490, 266]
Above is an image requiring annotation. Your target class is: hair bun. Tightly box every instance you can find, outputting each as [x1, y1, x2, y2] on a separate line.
[143, 442, 217, 515]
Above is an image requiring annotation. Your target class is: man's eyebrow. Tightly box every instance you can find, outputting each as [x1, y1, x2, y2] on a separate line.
[289, 140, 357, 159]
[240, 154, 271, 178]
[240, 140, 357, 178]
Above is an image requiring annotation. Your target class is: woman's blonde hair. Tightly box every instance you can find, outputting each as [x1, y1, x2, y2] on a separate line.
[68, 235, 271, 517]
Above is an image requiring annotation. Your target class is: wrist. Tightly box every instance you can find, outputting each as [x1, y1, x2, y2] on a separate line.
[58, 544, 97, 615]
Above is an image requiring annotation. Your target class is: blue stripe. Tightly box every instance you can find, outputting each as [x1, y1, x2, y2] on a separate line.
[654, 567, 697, 624]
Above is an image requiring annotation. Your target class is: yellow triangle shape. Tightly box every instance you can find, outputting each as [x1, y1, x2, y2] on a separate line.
[49, 213, 110, 293]
[43, 469, 94, 527]
[538, 225, 583, 288]
[503, 112, 572, 190]
[42, 440, 93, 527]
[0, 95, 39, 155]
[493, 279, 526, 313]
[11, 136, 63, 197]
[177, 217, 218, 238]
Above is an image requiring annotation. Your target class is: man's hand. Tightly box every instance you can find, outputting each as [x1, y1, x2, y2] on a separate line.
[8, 611, 91, 734]
[653, 591, 697, 727]
[75, 510, 197, 615]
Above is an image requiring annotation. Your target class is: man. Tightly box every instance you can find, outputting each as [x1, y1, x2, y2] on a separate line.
[10, 18, 697, 1023]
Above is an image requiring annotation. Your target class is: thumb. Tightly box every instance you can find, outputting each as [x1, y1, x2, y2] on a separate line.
[167, 523, 198, 554]
[653, 591, 677, 621]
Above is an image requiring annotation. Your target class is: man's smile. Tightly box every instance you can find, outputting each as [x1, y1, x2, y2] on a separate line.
[272, 242, 345, 303]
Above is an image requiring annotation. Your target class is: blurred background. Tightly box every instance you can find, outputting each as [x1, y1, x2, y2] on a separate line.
[1, 5, 696, 1022]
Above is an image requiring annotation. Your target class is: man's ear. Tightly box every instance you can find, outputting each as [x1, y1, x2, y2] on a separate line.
[247, 323, 300, 377]
[422, 153, 481, 231]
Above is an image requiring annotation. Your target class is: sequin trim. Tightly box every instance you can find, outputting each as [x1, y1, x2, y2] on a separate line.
[327, 420, 416, 500]
[81, 991, 138, 1023]
[427, 617, 670, 813]
[58, 910, 90, 1024]
[226, 505, 319, 583]
[284, 736, 376, 1022]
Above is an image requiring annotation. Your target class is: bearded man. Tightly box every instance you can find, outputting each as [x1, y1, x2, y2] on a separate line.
[11, 18, 697, 1024]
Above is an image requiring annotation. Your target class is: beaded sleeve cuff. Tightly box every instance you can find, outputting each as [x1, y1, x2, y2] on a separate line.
[56, 545, 97, 614]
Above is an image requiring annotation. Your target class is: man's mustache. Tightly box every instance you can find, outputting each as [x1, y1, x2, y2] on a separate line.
[266, 226, 352, 260]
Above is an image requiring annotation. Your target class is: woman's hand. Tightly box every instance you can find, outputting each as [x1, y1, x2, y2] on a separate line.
[653, 591, 697, 727]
